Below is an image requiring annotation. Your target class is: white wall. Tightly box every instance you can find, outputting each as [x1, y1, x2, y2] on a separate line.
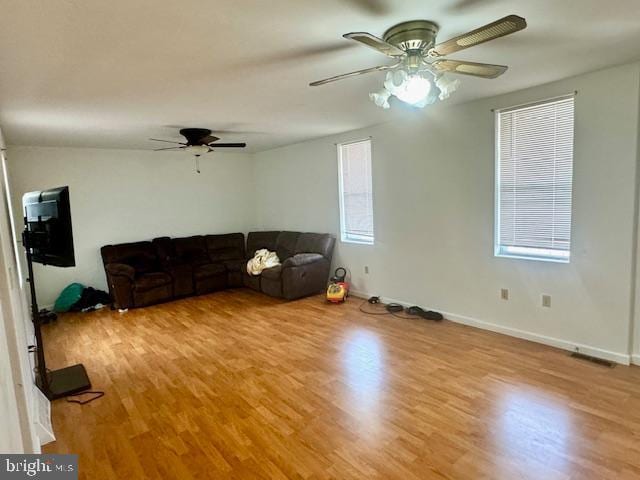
[634, 69, 640, 364]
[6, 147, 254, 306]
[254, 62, 640, 364]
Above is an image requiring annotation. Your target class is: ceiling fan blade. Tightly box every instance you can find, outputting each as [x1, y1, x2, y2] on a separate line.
[432, 59, 508, 78]
[154, 146, 186, 151]
[150, 138, 186, 145]
[208, 143, 246, 148]
[200, 135, 220, 144]
[310, 64, 397, 86]
[343, 32, 405, 57]
[429, 15, 527, 56]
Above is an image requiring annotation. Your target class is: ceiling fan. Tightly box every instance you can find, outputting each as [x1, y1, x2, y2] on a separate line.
[150, 128, 247, 155]
[310, 15, 527, 109]
[150, 128, 247, 173]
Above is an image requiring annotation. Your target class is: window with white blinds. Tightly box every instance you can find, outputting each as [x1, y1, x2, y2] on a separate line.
[338, 139, 374, 244]
[495, 95, 575, 262]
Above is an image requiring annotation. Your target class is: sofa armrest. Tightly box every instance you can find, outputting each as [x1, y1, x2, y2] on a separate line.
[106, 263, 136, 280]
[104, 263, 135, 309]
[283, 253, 325, 268]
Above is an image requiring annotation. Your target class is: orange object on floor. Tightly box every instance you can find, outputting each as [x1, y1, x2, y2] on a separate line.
[326, 267, 349, 302]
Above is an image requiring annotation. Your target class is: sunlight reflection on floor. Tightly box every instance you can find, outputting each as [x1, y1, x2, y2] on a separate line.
[341, 330, 386, 435]
[495, 387, 572, 475]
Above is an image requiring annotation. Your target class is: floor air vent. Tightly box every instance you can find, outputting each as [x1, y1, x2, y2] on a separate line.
[570, 351, 615, 368]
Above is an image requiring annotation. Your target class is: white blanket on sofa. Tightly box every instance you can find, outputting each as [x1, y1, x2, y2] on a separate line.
[247, 249, 281, 276]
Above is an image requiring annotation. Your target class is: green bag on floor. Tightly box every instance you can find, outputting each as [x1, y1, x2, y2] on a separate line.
[54, 283, 85, 312]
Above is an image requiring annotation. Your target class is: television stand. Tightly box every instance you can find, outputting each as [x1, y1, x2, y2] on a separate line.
[24, 225, 93, 401]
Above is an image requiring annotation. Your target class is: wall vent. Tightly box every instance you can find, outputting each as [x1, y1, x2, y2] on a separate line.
[570, 351, 615, 368]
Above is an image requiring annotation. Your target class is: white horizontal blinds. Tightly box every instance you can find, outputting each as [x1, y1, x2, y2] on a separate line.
[498, 96, 574, 258]
[339, 139, 374, 243]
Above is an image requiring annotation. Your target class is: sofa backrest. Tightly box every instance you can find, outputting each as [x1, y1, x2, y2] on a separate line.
[100, 241, 159, 273]
[246, 231, 280, 258]
[245, 231, 335, 261]
[274, 231, 300, 261]
[206, 233, 245, 262]
[295, 233, 335, 259]
[173, 236, 209, 264]
[152, 236, 174, 264]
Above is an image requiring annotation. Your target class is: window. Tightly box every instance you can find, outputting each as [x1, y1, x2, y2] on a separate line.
[495, 95, 575, 262]
[338, 139, 374, 244]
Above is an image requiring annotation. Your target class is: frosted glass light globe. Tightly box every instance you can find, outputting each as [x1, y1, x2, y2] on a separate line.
[369, 89, 391, 109]
[394, 74, 432, 106]
[185, 145, 210, 156]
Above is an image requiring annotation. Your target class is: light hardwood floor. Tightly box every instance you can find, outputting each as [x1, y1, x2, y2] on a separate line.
[42, 289, 640, 479]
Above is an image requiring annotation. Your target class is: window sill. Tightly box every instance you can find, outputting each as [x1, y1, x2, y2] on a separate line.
[495, 253, 570, 264]
[341, 238, 374, 246]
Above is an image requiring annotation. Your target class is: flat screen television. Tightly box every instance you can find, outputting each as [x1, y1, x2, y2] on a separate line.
[22, 186, 75, 267]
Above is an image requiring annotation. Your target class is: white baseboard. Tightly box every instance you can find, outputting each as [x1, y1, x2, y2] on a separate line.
[350, 290, 631, 366]
[632, 354, 640, 366]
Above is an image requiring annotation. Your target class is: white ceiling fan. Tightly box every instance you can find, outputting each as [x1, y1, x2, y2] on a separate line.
[310, 15, 527, 109]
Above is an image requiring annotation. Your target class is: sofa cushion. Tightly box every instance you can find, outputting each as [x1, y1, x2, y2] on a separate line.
[294, 233, 335, 258]
[206, 233, 245, 262]
[101, 241, 158, 266]
[134, 272, 172, 292]
[275, 231, 300, 262]
[193, 263, 226, 279]
[165, 263, 194, 297]
[261, 265, 282, 279]
[122, 253, 158, 273]
[174, 236, 209, 264]
[210, 247, 237, 261]
[152, 236, 175, 264]
[223, 259, 245, 273]
[105, 263, 135, 280]
[246, 231, 280, 258]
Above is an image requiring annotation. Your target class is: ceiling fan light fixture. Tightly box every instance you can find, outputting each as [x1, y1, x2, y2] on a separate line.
[369, 89, 391, 109]
[184, 144, 210, 156]
[394, 73, 432, 106]
[374, 69, 440, 108]
[435, 75, 461, 101]
[387, 69, 408, 89]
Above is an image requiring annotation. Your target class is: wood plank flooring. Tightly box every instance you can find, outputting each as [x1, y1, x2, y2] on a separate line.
[42, 289, 640, 479]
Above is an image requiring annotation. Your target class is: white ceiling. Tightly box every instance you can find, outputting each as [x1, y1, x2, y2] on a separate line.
[1, 0, 640, 153]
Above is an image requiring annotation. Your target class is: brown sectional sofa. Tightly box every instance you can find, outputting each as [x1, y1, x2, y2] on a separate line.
[101, 231, 335, 309]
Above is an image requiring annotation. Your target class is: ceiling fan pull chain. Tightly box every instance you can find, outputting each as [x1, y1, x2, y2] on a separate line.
[195, 156, 201, 174]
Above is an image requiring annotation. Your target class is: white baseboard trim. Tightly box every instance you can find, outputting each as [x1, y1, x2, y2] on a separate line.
[632, 354, 640, 366]
[350, 290, 631, 365]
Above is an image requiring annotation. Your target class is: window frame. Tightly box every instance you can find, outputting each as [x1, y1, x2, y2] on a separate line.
[494, 94, 576, 264]
[337, 138, 374, 245]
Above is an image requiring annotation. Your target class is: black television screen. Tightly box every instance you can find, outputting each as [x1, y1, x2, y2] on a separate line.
[22, 186, 75, 267]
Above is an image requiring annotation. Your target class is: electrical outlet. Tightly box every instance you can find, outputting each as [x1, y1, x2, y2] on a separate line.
[500, 288, 509, 300]
[364, 266, 369, 274]
[542, 294, 551, 308]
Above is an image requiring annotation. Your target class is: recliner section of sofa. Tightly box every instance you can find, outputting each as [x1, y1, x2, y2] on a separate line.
[101, 231, 334, 309]
[243, 231, 335, 300]
[101, 241, 173, 309]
